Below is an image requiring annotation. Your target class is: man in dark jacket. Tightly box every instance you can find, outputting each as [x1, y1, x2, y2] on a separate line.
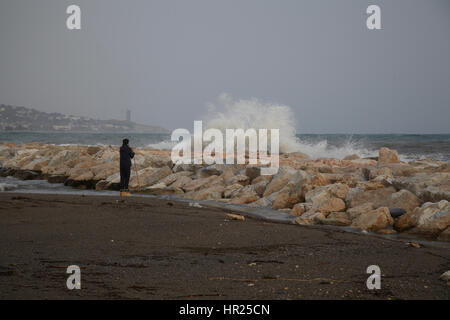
[120, 138, 135, 194]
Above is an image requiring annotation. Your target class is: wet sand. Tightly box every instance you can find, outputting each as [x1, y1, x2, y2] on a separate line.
[0, 193, 448, 299]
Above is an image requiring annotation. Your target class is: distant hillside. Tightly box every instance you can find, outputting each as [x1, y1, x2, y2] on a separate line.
[0, 105, 169, 133]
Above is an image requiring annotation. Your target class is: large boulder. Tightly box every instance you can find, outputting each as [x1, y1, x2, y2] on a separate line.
[346, 203, 374, 220]
[351, 207, 394, 231]
[316, 197, 346, 214]
[229, 185, 260, 204]
[392, 172, 450, 202]
[170, 175, 193, 189]
[302, 183, 349, 216]
[224, 183, 244, 198]
[263, 166, 298, 197]
[305, 183, 349, 203]
[159, 171, 193, 186]
[182, 175, 223, 193]
[385, 189, 421, 213]
[145, 166, 173, 186]
[347, 187, 396, 209]
[378, 147, 401, 165]
[270, 170, 310, 209]
[395, 200, 450, 234]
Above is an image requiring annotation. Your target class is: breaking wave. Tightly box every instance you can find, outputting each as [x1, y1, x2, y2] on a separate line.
[149, 94, 375, 159]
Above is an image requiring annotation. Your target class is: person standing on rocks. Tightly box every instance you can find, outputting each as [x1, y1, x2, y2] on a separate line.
[119, 138, 135, 196]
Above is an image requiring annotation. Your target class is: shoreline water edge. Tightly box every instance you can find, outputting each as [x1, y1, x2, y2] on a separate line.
[0, 142, 449, 242]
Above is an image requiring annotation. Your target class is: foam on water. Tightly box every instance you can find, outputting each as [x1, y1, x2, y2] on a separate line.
[0, 182, 18, 192]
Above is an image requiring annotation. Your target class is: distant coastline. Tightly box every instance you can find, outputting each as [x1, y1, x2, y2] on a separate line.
[0, 105, 169, 134]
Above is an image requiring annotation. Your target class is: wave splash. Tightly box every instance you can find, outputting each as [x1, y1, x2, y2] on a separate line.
[148, 94, 377, 159]
[148, 94, 375, 159]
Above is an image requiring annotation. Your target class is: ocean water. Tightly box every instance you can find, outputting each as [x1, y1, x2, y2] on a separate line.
[1, 131, 449, 161]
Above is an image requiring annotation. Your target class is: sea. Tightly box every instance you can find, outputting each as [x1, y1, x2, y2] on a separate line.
[1, 132, 449, 162]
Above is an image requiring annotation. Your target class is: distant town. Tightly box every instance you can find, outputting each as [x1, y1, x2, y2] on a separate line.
[0, 105, 168, 133]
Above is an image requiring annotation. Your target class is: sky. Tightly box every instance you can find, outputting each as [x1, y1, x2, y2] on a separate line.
[0, 0, 449, 133]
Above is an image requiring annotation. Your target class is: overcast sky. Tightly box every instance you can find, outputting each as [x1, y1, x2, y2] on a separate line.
[1, 0, 449, 133]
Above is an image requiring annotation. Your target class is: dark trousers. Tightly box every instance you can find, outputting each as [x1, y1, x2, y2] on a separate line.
[120, 165, 131, 191]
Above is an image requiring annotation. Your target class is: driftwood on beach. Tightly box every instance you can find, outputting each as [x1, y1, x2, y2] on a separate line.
[0, 142, 449, 241]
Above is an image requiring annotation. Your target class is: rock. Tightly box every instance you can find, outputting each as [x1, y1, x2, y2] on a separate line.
[226, 174, 250, 186]
[21, 158, 50, 171]
[384, 163, 419, 177]
[437, 227, 450, 242]
[270, 187, 296, 209]
[295, 211, 325, 225]
[13, 170, 40, 180]
[226, 213, 245, 221]
[345, 187, 365, 203]
[343, 154, 361, 161]
[302, 183, 349, 216]
[144, 154, 173, 168]
[389, 208, 406, 218]
[160, 171, 193, 186]
[362, 166, 393, 180]
[305, 183, 349, 202]
[173, 163, 198, 173]
[144, 183, 168, 194]
[412, 211, 450, 236]
[270, 170, 310, 209]
[347, 187, 396, 209]
[395, 200, 450, 234]
[394, 214, 415, 232]
[87, 146, 101, 155]
[196, 164, 224, 178]
[378, 147, 401, 164]
[290, 203, 312, 216]
[146, 166, 173, 186]
[346, 203, 374, 220]
[409, 242, 421, 248]
[263, 166, 298, 197]
[95, 179, 115, 191]
[183, 175, 222, 193]
[252, 179, 270, 197]
[310, 173, 331, 187]
[252, 175, 273, 185]
[327, 211, 350, 220]
[224, 183, 244, 198]
[317, 197, 346, 215]
[245, 166, 261, 182]
[351, 207, 394, 232]
[170, 175, 193, 189]
[248, 197, 272, 207]
[385, 189, 421, 213]
[229, 186, 259, 204]
[392, 172, 450, 202]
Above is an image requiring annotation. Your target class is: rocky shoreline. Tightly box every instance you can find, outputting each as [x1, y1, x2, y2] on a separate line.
[1, 142, 449, 241]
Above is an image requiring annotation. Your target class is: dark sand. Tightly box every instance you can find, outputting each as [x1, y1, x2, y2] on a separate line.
[0, 193, 448, 300]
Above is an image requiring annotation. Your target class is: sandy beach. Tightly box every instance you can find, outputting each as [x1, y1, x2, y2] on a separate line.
[0, 192, 448, 300]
